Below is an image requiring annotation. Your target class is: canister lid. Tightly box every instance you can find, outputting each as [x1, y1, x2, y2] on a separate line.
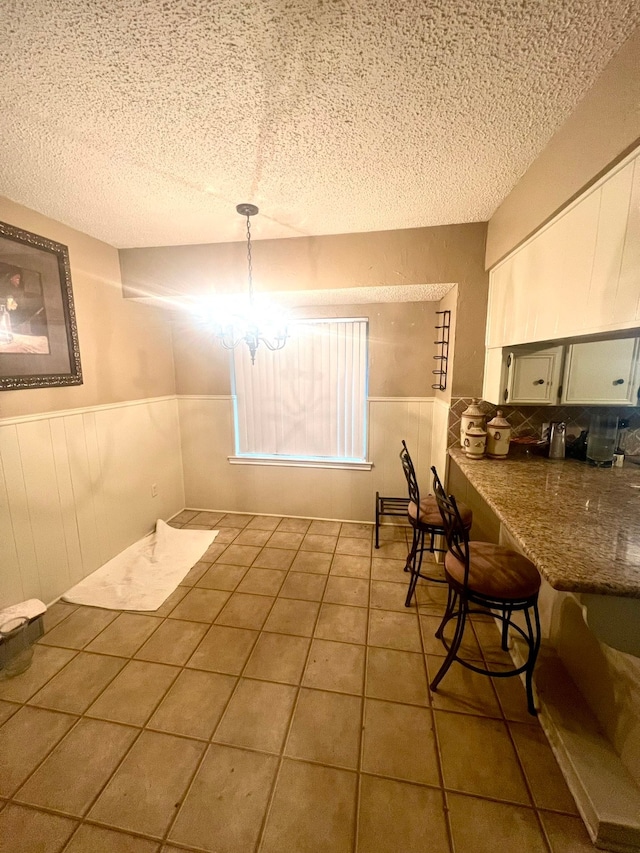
[462, 398, 485, 417]
[487, 409, 510, 428]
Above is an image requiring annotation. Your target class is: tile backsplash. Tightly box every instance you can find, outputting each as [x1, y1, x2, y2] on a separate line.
[448, 398, 640, 456]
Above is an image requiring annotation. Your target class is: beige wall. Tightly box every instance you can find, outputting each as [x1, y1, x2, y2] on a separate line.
[173, 301, 439, 398]
[122, 222, 488, 397]
[0, 197, 176, 419]
[487, 28, 640, 268]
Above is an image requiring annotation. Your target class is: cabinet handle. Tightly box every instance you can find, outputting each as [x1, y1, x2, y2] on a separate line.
[533, 379, 545, 385]
[613, 378, 625, 386]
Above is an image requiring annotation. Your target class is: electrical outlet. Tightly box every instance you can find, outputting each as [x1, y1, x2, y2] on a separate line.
[151, 483, 158, 498]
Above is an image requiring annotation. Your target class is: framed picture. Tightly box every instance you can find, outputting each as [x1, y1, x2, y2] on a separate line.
[0, 220, 82, 390]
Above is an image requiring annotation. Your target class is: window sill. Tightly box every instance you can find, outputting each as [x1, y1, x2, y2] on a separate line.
[228, 455, 373, 471]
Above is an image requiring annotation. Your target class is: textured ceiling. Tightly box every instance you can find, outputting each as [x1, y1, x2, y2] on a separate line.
[0, 1, 637, 248]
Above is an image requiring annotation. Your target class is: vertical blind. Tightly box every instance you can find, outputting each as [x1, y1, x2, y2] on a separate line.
[232, 318, 368, 462]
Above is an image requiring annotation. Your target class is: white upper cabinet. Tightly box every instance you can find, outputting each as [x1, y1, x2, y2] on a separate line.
[505, 346, 564, 405]
[561, 338, 640, 405]
[486, 146, 640, 350]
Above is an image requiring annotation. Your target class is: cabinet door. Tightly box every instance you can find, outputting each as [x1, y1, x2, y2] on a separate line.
[506, 346, 563, 405]
[561, 338, 639, 405]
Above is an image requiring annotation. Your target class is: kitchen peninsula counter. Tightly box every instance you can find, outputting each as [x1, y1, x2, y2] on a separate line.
[448, 446, 640, 599]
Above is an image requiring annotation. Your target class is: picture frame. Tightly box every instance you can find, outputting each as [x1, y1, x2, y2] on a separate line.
[0, 220, 82, 390]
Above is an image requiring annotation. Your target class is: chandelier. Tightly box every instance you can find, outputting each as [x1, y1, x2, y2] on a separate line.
[213, 203, 288, 364]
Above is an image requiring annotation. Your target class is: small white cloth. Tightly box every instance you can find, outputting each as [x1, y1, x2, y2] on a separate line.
[62, 520, 218, 611]
[0, 599, 47, 634]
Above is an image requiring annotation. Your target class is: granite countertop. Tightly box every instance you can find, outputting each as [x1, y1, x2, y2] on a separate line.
[448, 446, 640, 599]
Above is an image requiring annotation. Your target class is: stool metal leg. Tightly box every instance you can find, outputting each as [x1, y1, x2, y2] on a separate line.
[404, 529, 425, 607]
[430, 598, 468, 691]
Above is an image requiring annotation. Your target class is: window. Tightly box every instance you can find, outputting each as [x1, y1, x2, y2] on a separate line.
[231, 318, 369, 468]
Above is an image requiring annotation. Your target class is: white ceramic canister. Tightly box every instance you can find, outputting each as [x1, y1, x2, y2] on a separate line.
[460, 398, 486, 447]
[486, 410, 512, 459]
[463, 425, 487, 459]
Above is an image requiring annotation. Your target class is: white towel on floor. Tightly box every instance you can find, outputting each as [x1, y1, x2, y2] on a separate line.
[62, 520, 217, 611]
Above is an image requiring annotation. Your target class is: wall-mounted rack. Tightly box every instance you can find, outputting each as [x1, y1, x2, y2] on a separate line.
[432, 309, 451, 391]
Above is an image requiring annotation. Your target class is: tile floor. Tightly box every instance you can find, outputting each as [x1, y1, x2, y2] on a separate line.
[0, 511, 596, 853]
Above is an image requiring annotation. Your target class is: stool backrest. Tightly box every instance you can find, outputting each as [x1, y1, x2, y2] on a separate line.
[400, 440, 420, 506]
[431, 466, 471, 586]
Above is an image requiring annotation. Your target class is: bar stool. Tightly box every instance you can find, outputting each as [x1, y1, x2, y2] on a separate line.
[430, 466, 542, 715]
[399, 441, 472, 607]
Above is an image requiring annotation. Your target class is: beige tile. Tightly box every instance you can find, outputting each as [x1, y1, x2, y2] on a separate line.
[171, 510, 199, 523]
[42, 601, 77, 633]
[279, 571, 327, 601]
[414, 581, 449, 614]
[323, 576, 369, 607]
[315, 604, 368, 644]
[377, 525, 410, 542]
[148, 670, 236, 739]
[303, 639, 365, 694]
[86, 660, 178, 726]
[426, 655, 502, 717]
[285, 689, 361, 768]
[510, 722, 578, 813]
[218, 513, 252, 528]
[371, 557, 407, 582]
[375, 541, 410, 560]
[362, 699, 439, 785]
[167, 588, 230, 623]
[493, 672, 536, 722]
[0, 700, 18, 725]
[244, 633, 310, 685]
[183, 524, 213, 530]
[473, 618, 514, 665]
[0, 645, 76, 703]
[29, 652, 125, 714]
[213, 679, 296, 753]
[330, 554, 371, 578]
[252, 547, 296, 570]
[237, 567, 286, 596]
[260, 759, 356, 853]
[301, 533, 338, 553]
[190, 510, 224, 525]
[210, 528, 240, 545]
[263, 599, 320, 637]
[201, 542, 228, 561]
[436, 711, 530, 803]
[247, 515, 282, 530]
[340, 522, 373, 539]
[366, 647, 428, 705]
[539, 811, 596, 852]
[169, 744, 277, 853]
[187, 624, 258, 675]
[134, 619, 208, 665]
[63, 823, 160, 852]
[85, 613, 163, 658]
[357, 774, 449, 853]
[214, 544, 261, 566]
[277, 517, 311, 533]
[0, 803, 76, 853]
[336, 537, 371, 557]
[233, 528, 272, 546]
[39, 607, 118, 650]
[447, 792, 548, 853]
[291, 550, 332, 574]
[88, 731, 205, 837]
[370, 580, 412, 612]
[179, 561, 210, 586]
[15, 718, 137, 815]
[145, 586, 188, 617]
[368, 609, 422, 652]
[266, 531, 304, 550]
[215, 593, 275, 630]
[196, 563, 247, 591]
[309, 520, 341, 536]
[420, 613, 483, 661]
[0, 706, 77, 796]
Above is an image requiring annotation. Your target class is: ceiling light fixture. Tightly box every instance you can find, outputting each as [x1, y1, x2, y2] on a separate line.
[213, 203, 288, 364]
